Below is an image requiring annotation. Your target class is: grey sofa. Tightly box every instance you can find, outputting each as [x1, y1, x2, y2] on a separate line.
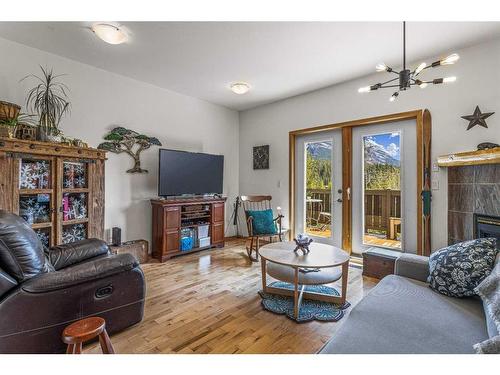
[319, 254, 491, 354]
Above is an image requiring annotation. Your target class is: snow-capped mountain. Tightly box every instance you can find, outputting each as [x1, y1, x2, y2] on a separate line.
[364, 138, 400, 167]
[306, 142, 332, 160]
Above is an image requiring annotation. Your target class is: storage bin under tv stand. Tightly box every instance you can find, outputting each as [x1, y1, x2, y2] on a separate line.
[151, 196, 226, 262]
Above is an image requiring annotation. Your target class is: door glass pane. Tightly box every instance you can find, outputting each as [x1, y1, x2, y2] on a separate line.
[62, 223, 87, 244]
[62, 193, 88, 221]
[63, 161, 88, 189]
[19, 159, 51, 189]
[19, 194, 51, 224]
[305, 141, 332, 238]
[34, 227, 51, 247]
[363, 132, 402, 250]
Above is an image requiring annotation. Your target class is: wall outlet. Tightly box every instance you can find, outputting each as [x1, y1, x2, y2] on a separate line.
[431, 179, 439, 190]
[432, 161, 440, 172]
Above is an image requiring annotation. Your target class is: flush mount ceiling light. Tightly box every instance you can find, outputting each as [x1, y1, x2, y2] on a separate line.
[230, 82, 251, 95]
[91, 23, 128, 45]
[358, 22, 459, 102]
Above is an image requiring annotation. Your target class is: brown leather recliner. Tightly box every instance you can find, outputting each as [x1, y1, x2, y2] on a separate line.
[0, 210, 145, 353]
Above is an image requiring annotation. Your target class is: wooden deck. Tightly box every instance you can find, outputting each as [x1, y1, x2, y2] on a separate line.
[305, 227, 332, 238]
[363, 234, 401, 249]
[87, 238, 377, 354]
[305, 229, 400, 250]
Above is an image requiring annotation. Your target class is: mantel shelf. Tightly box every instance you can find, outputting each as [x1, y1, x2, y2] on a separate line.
[437, 148, 500, 167]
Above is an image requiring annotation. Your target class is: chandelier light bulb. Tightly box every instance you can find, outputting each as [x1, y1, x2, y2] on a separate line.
[419, 82, 428, 89]
[91, 23, 128, 44]
[389, 92, 399, 102]
[230, 82, 251, 95]
[443, 76, 457, 83]
[375, 63, 387, 72]
[358, 86, 371, 93]
[440, 53, 460, 65]
[415, 62, 427, 75]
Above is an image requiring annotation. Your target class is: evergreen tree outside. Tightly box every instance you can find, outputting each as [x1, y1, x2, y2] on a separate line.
[305, 142, 332, 191]
[364, 164, 400, 190]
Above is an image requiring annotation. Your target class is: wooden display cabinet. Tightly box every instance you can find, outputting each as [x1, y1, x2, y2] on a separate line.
[151, 197, 226, 262]
[0, 137, 106, 247]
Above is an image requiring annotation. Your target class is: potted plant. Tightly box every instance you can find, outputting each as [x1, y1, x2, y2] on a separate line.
[23, 66, 71, 142]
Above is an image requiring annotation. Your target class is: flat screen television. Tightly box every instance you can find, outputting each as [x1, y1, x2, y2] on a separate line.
[158, 149, 224, 196]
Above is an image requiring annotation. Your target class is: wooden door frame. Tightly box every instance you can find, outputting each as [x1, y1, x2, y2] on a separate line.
[289, 109, 432, 256]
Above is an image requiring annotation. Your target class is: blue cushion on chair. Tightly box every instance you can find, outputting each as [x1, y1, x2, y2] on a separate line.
[246, 209, 277, 235]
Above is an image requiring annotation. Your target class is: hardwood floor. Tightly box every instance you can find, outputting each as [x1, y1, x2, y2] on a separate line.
[87, 238, 377, 354]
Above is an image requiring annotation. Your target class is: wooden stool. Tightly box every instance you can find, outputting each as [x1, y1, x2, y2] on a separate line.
[62, 317, 115, 354]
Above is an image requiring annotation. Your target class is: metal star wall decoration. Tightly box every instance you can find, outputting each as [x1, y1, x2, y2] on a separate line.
[461, 106, 495, 130]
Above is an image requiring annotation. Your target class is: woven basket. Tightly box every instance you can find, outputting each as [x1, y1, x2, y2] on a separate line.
[0, 101, 21, 121]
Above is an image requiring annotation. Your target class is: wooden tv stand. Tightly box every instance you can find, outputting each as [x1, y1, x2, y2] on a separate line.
[151, 196, 226, 262]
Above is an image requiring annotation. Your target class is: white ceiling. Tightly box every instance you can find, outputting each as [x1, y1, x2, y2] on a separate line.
[1, 22, 499, 111]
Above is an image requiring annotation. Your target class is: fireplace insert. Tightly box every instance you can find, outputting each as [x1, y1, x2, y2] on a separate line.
[474, 214, 500, 249]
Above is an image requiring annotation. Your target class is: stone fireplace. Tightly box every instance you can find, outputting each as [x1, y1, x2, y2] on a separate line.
[448, 164, 500, 245]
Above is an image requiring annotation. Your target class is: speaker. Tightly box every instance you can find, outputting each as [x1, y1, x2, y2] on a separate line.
[111, 227, 122, 246]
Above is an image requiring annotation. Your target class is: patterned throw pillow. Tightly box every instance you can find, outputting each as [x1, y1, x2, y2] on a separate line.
[474, 335, 500, 354]
[428, 238, 498, 298]
[475, 258, 500, 337]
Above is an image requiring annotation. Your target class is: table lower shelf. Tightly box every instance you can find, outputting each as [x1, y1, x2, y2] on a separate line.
[261, 260, 349, 319]
[263, 284, 345, 305]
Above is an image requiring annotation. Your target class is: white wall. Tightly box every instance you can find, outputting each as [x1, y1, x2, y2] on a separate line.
[0, 37, 240, 244]
[2, 35, 499, 252]
[239, 37, 500, 252]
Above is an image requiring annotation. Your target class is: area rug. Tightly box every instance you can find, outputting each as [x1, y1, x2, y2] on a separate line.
[258, 281, 351, 323]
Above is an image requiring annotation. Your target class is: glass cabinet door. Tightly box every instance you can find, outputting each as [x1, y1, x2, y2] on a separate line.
[60, 160, 89, 244]
[18, 158, 55, 246]
[63, 161, 88, 189]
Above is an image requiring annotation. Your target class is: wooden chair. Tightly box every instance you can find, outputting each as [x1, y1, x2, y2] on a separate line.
[241, 195, 287, 262]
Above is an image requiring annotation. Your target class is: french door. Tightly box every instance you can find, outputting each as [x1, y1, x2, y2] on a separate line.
[294, 130, 343, 247]
[290, 110, 431, 256]
[351, 119, 417, 255]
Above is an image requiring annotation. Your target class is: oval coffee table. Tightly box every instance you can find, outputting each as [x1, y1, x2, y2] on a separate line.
[259, 241, 350, 319]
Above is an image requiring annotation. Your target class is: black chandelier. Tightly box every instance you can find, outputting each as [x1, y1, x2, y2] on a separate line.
[358, 21, 459, 101]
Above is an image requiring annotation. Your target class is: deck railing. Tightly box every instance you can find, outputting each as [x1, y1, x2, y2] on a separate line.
[364, 190, 401, 238]
[305, 189, 401, 235]
[306, 189, 332, 225]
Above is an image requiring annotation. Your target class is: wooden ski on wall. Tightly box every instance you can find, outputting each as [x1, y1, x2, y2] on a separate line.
[421, 110, 432, 256]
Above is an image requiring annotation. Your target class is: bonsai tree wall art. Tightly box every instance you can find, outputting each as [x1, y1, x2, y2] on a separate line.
[98, 127, 162, 173]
